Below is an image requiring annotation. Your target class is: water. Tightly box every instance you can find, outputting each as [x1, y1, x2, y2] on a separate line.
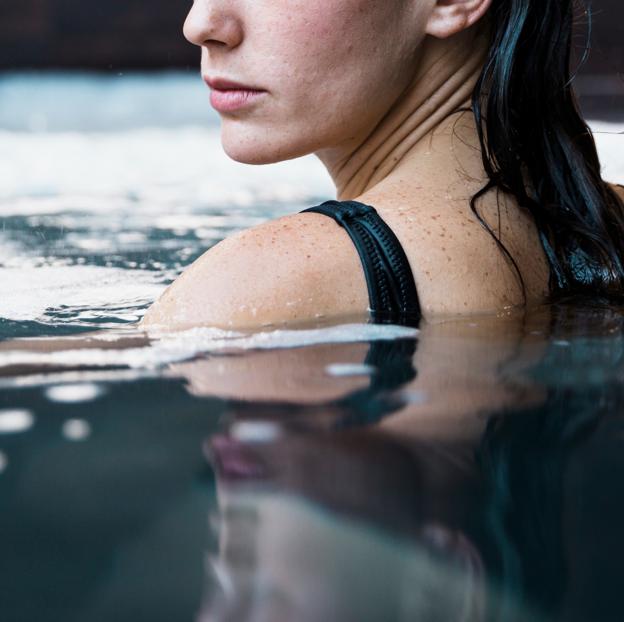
[1, 73, 624, 622]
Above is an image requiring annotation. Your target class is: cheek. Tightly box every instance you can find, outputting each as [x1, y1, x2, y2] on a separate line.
[260, 5, 362, 90]
[264, 0, 417, 88]
[221, 1, 419, 163]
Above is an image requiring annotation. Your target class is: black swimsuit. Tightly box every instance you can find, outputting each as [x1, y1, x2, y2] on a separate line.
[300, 200, 421, 325]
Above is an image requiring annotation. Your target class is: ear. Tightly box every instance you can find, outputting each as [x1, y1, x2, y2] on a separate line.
[425, 0, 493, 39]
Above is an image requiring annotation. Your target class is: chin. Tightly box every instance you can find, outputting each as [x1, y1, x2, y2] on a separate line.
[220, 122, 317, 166]
[222, 139, 282, 165]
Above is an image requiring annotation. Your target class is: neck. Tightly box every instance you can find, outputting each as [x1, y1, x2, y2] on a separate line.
[316, 24, 491, 201]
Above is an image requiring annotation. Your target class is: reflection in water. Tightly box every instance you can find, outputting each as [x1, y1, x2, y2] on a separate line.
[199, 490, 488, 622]
[2, 304, 624, 620]
[193, 305, 624, 622]
[475, 306, 624, 622]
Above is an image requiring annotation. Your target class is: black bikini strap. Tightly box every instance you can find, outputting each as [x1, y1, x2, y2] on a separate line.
[301, 200, 421, 324]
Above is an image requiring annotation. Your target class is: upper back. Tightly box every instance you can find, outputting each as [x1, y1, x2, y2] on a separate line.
[140, 187, 549, 330]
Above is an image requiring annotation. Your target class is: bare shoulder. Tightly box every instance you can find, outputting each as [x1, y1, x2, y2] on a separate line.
[140, 184, 558, 331]
[139, 211, 368, 330]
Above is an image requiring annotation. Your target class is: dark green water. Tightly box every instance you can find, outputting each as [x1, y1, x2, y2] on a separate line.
[2, 303, 624, 622]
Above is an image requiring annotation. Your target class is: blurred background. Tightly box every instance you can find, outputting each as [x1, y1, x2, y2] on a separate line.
[0, 0, 622, 123]
[0, 0, 196, 70]
[0, 0, 621, 73]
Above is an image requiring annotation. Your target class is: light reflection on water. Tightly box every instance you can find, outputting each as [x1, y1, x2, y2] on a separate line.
[0, 408, 34, 434]
[61, 418, 92, 441]
[45, 382, 104, 403]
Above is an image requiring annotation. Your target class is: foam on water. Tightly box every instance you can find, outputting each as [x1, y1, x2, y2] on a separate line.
[0, 266, 165, 325]
[0, 324, 419, 375]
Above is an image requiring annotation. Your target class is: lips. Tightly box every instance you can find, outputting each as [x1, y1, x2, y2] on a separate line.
[203, 76, 267, 113]
[205, 77, 261, 91]
[206, 435, 270, 481]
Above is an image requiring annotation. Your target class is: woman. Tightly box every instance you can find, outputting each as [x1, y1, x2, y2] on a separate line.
[140, 0, 624, 331]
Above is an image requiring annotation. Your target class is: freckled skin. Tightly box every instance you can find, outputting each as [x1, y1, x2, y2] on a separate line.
[140, 0, 602, 330]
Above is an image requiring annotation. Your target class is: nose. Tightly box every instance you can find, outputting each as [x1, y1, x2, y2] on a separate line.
[183, 1, 244, 50]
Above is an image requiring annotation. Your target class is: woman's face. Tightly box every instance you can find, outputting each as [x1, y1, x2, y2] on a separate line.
[184, 0, 431, 165]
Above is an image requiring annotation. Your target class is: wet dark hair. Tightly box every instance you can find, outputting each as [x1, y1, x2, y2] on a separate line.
[466, 0, 624, 302]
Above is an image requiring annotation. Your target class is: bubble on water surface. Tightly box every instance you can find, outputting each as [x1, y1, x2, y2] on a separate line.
[0, 266, 164, 324]
[0, 409, 34, 434]
[45, 383, 104, 404]
[61, 419, 92, 442]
